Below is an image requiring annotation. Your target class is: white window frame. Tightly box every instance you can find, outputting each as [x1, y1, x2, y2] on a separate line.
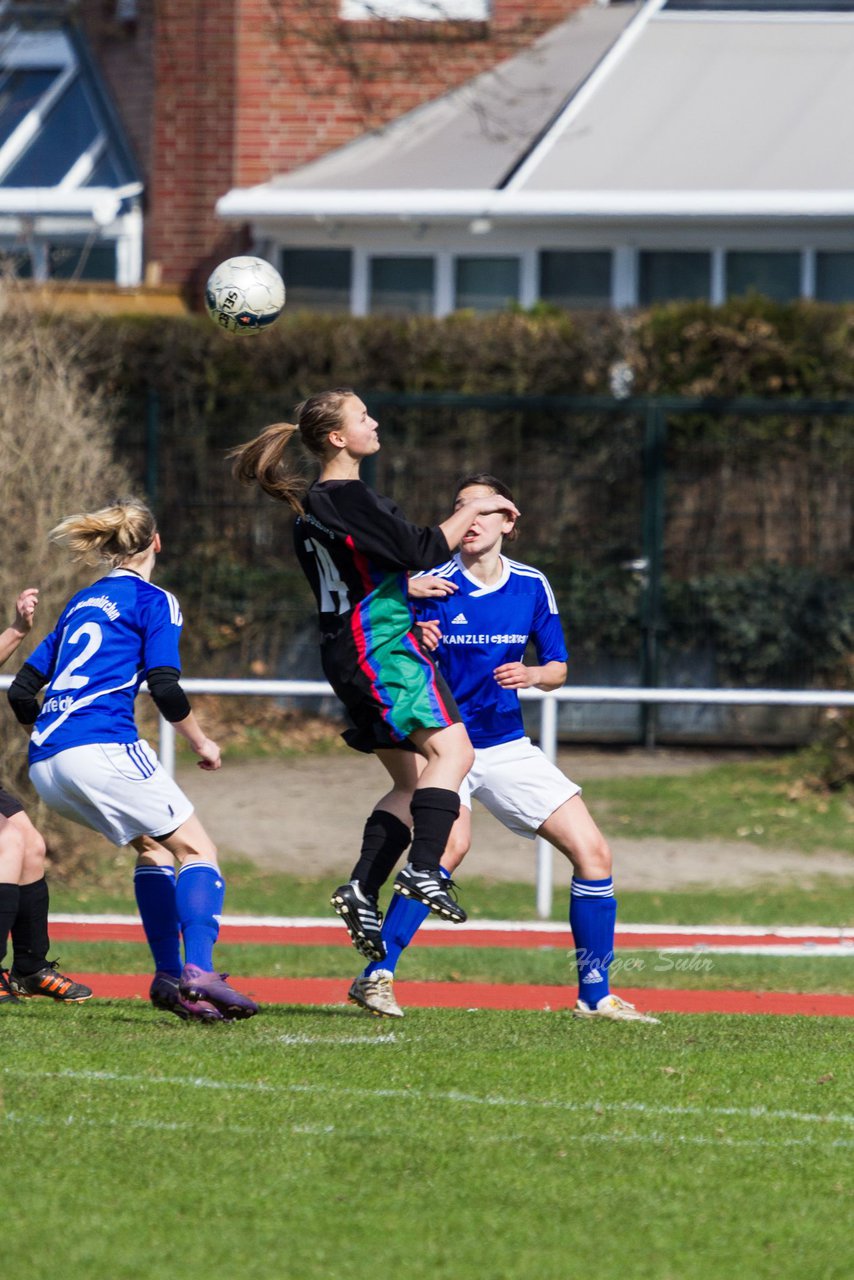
[340, 1, 489, 20]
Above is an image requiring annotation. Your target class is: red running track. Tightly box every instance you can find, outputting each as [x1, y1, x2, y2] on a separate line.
[71, 973, 854, 1017]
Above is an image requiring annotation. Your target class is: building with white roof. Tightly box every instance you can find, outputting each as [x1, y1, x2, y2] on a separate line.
[218, 0, 854, 312]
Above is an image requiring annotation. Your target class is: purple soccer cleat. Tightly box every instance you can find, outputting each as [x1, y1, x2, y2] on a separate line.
[150, 971, 226, 1023]
[179, 963, 259, 1020]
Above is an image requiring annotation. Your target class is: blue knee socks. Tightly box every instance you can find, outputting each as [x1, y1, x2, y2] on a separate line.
[569, 877, 617, 1007]
[175, 862, 225, 972]
[133, 866, 181, 977]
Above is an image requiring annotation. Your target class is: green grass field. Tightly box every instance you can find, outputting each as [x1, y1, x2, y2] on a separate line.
[3, 1002, 851, 1280]
[8, 753, 852, 1279]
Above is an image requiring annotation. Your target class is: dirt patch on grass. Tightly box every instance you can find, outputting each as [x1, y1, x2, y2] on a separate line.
[177, 747, 852, 892]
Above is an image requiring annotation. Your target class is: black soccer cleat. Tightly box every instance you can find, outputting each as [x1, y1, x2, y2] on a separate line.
[0, 969, 21, 1004]
[393, 863, 467, 924]
[330, 881, 386, 962]
[10, 961, 93, 1003]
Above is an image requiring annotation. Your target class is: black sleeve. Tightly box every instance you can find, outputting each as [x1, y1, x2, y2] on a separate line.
[146, 666, 192, 723]
[7, 662, 48, 725]
[330, 483, 451, 572]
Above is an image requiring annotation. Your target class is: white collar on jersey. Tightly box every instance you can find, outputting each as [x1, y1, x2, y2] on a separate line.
[107, 567, 144, 579]
[454, 552, 510, 596]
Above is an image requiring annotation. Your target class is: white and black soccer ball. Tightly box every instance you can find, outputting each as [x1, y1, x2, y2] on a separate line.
[205, 256, 286, 335]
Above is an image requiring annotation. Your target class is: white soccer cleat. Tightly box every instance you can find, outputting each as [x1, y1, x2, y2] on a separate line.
[573, 993, 661, 1024]
[348, 970, 404, 1019]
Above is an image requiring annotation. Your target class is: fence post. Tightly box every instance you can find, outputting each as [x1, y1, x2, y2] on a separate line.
[640, 401, 666, 749]
[146, 387, 160, 505]
[535, 694, 558, 920]
[159, 715, 175, 777]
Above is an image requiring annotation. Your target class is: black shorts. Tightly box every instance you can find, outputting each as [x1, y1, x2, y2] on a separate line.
[0, 784, 24, 820]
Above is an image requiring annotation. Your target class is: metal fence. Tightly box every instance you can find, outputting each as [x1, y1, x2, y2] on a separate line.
[116, 391, 854, 747]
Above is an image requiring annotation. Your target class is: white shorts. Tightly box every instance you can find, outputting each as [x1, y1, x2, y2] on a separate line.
[459, 736, 581, 840]
[30, 741, 194, 847]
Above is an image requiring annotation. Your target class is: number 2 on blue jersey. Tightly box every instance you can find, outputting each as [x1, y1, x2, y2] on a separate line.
[52, 622, 103, 691]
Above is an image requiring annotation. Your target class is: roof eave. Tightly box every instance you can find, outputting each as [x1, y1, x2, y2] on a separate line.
[217, 188, 854, 222]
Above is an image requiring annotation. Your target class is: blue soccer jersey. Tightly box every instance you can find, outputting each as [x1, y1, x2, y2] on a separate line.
[26, 569, 183, 764]
[413, 554, 567, 748]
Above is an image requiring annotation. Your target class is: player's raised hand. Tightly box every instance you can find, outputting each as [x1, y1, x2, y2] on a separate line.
[409, 574, 458, 599]
[13, 587, 39, 633]
[464, 494, 519, 520]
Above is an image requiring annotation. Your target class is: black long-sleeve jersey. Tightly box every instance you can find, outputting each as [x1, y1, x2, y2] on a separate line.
[293, 480, 451, 643]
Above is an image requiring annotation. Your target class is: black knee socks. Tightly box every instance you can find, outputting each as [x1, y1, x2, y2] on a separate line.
[11, 878, 50, 976]
[0, 882, 21, 969]
[408, 787, 461, 871]
[351, 811, 412, 899]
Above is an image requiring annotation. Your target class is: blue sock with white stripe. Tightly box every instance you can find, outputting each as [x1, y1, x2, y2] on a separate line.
[134, 865, 181, 977]
[176, 862, 225, 972]
[363, 866, 450, 977]
[569, 877, 617, 1008]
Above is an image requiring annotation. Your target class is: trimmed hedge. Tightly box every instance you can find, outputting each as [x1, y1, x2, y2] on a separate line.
[28, 299, 854, 688]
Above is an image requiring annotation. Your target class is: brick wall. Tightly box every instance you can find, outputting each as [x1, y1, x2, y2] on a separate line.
[83, 0, 590, 290]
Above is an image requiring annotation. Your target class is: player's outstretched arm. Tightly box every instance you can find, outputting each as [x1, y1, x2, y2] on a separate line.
[0, 587, 38, 667]
[408, 574, 458, 600]
[172, 712, 222, 771]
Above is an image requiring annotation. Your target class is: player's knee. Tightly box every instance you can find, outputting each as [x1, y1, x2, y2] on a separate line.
[458, 738, 475, 777]
[443, 829, 470, 869]
[0, 822, 26, 878]
[21, 827, 47, 878]
[587, 832, 612, 878]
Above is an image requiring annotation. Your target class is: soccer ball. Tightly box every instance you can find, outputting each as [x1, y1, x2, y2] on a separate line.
[205, 256, 286, 334]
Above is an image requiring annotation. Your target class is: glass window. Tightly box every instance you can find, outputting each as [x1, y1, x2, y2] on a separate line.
[4, 77, 98, 186]
[83, 152, 122, 187]
[539, 250, 611, 309]
[454, 256, 519, 312]
[725, 252, 801, 302]
[281, 248, 352, 312]
[48, 241, 116, 281]
[369, 256, 434, 314]
[638, 251, 711, 305]
[0, 69, 58, 147]
[814, 252, 854, 303]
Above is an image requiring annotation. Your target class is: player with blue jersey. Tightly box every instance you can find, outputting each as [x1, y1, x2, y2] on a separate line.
[348, 474, 659, 1024]
[7, 500, 257, 1023]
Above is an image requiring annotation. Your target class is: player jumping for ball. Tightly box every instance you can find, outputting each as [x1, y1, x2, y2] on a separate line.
[230, 390, 518, 959]
[347, 474, 660, 1024]
[8, 500, 258, 1022]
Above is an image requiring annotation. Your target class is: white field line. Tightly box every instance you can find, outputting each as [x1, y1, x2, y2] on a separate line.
[50, 913, 854, 941]
[2, 1110, 851, 1151]
[50, 913, 854, 955]
[274, 1032, 399, 1045]
[638, 945, 850, 957]
[6, 1067, 854, 1131]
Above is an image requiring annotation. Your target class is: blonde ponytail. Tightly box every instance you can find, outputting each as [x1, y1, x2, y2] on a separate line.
[229, 422, 305, 513]
[49, 499, 157, 567]
[230, 387, 356, 515]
